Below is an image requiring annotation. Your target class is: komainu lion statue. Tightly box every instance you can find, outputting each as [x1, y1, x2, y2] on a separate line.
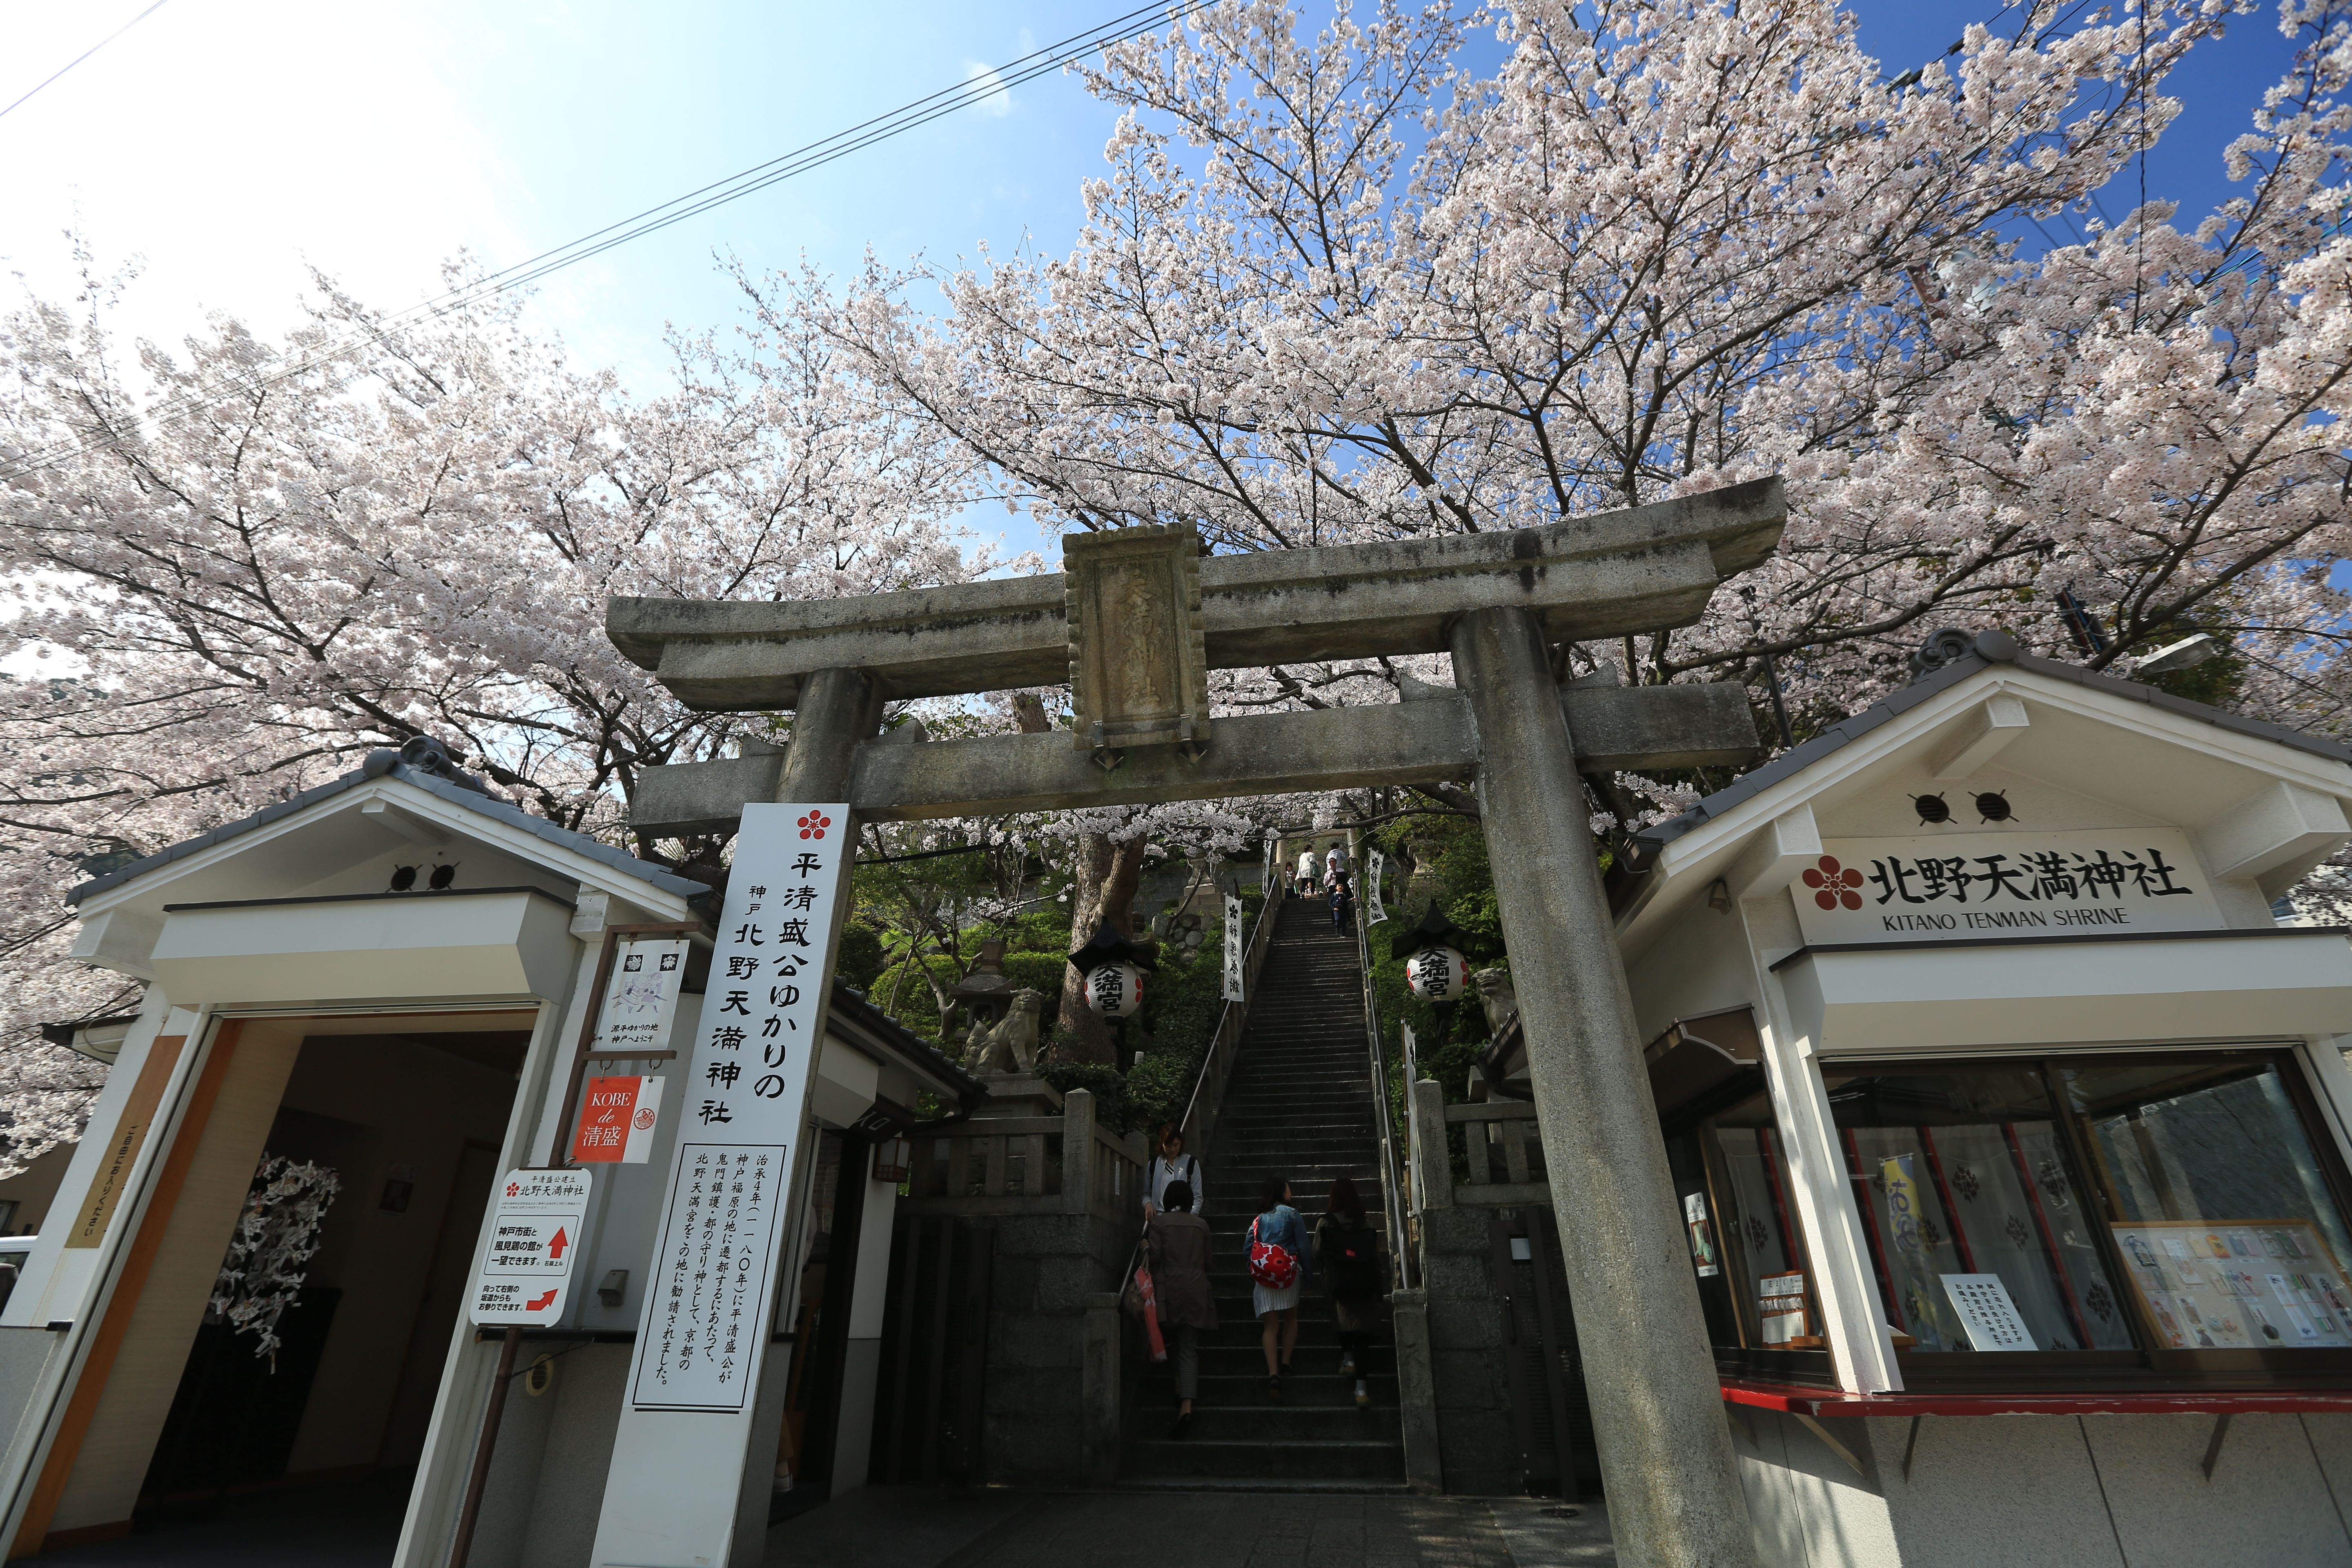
[961, 987, 1045, 1075]
[1473, 967, 1519, 1038]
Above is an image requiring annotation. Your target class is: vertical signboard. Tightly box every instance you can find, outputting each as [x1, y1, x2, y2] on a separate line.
[1222, 892, 1245, 1003]
[592, 802, 851, 1568]
[1365, 849, 1388, 925]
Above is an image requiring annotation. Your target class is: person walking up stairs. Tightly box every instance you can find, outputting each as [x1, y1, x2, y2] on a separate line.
[1123, 899, 1406, 1489]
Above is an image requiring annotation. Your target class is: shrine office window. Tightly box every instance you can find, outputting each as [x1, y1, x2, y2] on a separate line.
[1822, 1049, 2352, 1386]
[1661, 1087, 1837, 1383]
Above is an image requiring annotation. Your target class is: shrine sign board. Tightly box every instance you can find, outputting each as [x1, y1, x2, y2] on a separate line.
[1791, 828, 2222, 946]
[622, 800, 850, 1408]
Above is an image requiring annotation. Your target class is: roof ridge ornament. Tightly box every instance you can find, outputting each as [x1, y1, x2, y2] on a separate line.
[1910, 627, 2018, 681]
[361, 734, 495, 796]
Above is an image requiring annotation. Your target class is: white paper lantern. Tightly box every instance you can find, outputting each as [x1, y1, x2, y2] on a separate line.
[1405, 946, 1468, 1004]
[1085, 962, 1145, 1018]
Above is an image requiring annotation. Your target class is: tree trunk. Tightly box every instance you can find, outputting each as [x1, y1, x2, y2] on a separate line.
[1055, 833, 1152, 1065]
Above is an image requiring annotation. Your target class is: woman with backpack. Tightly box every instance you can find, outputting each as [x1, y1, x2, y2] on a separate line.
[1314, 1176, 1382, 1408]
[1145, 1179, 1216, 1437]
[1247, 1176, 1311, 1401]
[1144, 1124, 1203, 1218]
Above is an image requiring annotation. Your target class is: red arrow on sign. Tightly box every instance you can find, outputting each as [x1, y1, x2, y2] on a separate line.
[526, 1288, 558, 1311]
[548, 1227, 570, 1262]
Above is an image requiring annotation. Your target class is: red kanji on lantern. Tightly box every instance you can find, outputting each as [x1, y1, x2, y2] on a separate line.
[1801, 855, 1863, 911]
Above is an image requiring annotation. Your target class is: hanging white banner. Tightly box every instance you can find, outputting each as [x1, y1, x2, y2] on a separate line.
[1223, 892, 1245, 1003]
[593, 800, 851, 1568]
[598, 934, 691, 1054]
[1365, 849, 1388, 925]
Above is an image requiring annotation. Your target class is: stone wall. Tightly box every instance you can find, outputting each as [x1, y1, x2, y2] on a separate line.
[1417, 1206, 1523, 1495]
[979, 1209, 1132, 1487]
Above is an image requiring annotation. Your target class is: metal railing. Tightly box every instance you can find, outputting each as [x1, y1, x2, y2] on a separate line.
[1351, 847, 1419, 1288]
[1174, 889, 1280, 1157]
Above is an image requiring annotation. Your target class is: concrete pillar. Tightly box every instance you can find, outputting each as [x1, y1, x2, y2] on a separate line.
[777, 666, 885, 800]
[1062, 1087, 1098, 1215]
[1448, 606, 1755, 1568]
[1410, 1079, 1452, 1211]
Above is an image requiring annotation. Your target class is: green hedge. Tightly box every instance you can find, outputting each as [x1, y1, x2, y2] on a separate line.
[1365, 815, 1506, 1177]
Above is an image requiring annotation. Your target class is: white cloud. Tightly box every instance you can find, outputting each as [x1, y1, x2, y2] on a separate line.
[962, 60, 1013, 118]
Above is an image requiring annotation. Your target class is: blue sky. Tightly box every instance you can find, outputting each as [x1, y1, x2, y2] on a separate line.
[0, 1, 2316, 570]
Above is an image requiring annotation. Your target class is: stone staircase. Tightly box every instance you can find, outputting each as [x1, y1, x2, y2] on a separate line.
[1121, 897, 1407, 1490]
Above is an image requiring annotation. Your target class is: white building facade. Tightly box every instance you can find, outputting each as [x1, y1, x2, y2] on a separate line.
[1614, 635, 2352, 1564]
[0, 739, 968, 1564]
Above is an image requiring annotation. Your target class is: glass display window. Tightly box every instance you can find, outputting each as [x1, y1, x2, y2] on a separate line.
[1822, 1065, 2134, 1355]
[1820, 1047, 2352, 1387]
[2066, 1056, 2352, 1352]
[1663, 1087, 1833, 1379]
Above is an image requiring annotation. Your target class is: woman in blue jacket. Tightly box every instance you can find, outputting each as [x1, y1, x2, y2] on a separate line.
[1250, 1177, 1311, 1401]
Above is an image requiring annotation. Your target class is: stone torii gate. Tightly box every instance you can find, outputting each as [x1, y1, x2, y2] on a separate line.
[615, 477, 1786, 1568]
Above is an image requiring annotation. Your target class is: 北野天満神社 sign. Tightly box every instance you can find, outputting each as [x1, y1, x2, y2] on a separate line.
[1790, 828, 2222, 946]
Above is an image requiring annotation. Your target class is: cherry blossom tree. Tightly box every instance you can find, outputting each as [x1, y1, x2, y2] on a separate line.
[0, 262, 995, 1172]
[813, 0, 2348, 805]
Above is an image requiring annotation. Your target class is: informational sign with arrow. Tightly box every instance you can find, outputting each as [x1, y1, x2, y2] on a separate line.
[468, 1168, 592, 1326]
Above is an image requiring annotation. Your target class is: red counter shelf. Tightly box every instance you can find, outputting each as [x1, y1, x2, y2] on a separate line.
[1720, 1376, 2352, 1419]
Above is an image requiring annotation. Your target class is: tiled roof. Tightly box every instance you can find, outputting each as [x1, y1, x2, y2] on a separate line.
[1636, 645, 2352, 852]
[67, 756, 712, 906]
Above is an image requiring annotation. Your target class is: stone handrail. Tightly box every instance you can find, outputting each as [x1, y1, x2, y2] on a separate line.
[1408, 1085, 1550, 1208]
[896, 1087, 1147, 1222]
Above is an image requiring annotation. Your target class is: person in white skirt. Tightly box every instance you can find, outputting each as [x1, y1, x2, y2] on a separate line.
[1247, 1177, 1312, 1402]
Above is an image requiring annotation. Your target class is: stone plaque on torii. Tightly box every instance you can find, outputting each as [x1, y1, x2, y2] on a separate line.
[610, 477, 1786, 1568]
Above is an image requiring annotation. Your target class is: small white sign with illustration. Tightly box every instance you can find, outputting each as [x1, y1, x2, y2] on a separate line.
[598, 935, 691, 1054]
[1791, 827, 2221, 946]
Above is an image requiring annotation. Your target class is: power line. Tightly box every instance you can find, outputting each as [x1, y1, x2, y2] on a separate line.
[0, 0, 1209, 486]
[0, 1, 171, 123]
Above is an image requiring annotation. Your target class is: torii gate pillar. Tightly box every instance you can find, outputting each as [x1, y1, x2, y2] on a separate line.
[1453, 607, 1753, 1567]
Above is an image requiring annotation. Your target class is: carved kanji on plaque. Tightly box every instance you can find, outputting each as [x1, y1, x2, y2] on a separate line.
[1062, 523, 1210, 765]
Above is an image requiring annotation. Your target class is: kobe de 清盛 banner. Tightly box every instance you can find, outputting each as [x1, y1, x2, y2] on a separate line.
[592, 802, 850, 1568]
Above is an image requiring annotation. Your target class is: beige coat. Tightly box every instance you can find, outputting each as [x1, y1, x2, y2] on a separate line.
[1145, 1212, 1218, 1330]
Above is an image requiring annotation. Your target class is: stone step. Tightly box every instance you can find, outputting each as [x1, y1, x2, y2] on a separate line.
[1120, 899, 1406, 1490]
[1119, 1437, 1407, 1482]
[1112, 1477, 1412, 1496]
[1136, 1366, 1395, 1403]
[1126, 1404, 1402, 1442]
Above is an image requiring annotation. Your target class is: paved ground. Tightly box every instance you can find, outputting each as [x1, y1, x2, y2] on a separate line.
[762, 1488, 1617, 1568]
[22, 1470, 410, 1566]
[19, 1474, 1615, 1566]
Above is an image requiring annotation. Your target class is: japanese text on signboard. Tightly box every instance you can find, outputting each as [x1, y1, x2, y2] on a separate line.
[633, 1143, 780, 1410]
[1792, 830, 2221, 944]
[694, 809, 842, 1140]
